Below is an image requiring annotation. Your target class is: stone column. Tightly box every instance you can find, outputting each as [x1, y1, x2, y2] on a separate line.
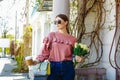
[51, 0, 70, 31]
[101, 0, 116, 80]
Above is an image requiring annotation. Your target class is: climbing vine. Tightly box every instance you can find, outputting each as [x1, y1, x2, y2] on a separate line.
[70, 0, 106, 67]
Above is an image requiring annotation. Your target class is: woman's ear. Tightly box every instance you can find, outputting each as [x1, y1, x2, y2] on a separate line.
[65, 21, 68, 26]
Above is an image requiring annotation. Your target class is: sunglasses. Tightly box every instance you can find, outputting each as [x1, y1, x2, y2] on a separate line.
[54, 20, 61, 25]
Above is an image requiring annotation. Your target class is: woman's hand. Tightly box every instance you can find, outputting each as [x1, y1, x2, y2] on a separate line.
[32, 60, 39, 65]
[75, 55, 84, 63]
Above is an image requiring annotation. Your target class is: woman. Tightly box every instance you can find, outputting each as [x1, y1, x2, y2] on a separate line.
[34, 14, 83, 80]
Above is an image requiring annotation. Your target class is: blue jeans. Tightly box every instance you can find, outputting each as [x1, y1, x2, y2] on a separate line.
[47, 60, 75, 80]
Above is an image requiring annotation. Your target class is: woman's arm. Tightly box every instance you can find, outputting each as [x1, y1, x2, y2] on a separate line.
[35, 32, 54, 62]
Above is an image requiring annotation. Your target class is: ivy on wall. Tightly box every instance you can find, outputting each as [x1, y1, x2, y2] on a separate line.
[70, 0, 106, 67]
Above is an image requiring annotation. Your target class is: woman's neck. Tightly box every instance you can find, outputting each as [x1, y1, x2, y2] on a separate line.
[58, 29, 68, 35]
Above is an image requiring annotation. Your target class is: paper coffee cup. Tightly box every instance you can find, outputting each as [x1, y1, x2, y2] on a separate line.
[25, 56, 33, 66]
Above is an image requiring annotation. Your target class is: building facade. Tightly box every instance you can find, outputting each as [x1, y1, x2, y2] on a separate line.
[31, 0, 119, 80]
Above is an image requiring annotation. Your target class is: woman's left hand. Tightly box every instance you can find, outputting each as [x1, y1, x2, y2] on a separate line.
[75, 55, 84, 63]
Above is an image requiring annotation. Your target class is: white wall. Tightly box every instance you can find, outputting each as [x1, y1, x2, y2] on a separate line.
[101, 0, 116, 80]
[31, 12, 52, 59]
[85, 0, 116, 80]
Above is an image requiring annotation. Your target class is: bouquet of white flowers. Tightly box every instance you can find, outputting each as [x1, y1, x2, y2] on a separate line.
[73, 42, 89, 65]
[74, 42, 89, 57]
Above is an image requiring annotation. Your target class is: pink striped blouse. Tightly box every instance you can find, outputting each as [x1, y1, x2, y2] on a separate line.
[36, 32, 77, 62]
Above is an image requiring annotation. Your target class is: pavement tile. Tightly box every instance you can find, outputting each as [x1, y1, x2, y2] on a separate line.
[0, 57, 30, 80]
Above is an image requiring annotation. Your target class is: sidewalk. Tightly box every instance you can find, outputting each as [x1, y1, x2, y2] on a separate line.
[0, 56, 30, 80]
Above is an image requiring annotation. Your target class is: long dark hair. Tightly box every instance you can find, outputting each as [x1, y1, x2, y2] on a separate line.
[56, 14, 69, 34]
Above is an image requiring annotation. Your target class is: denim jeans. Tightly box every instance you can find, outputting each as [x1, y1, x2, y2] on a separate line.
[47, 60, 75, 80]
